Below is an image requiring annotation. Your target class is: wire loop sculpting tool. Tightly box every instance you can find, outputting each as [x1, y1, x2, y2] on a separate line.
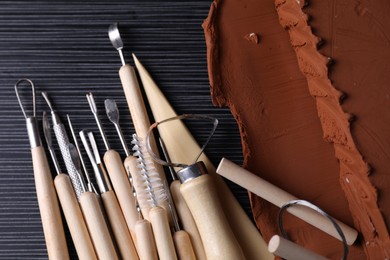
[146, 115, 244, 260]
[15, 79, 69, 260]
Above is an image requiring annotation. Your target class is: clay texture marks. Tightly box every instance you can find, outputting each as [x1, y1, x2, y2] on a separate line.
[275, 0, 390, 258]
[203, 0, 364, 258]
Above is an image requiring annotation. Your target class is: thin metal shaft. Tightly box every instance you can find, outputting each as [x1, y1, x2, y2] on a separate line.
[159, 137, 177, 181]
[67, 115, 97, 194]
[42, 111, 61, 175]
[80, 130, 111, 193]
[86, 92, 111, 151]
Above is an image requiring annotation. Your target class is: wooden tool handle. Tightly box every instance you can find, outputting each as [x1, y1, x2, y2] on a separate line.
[101, 190, 138, 260]
[133, 54, 273, 260]
[268, 235, 327, 260]
[54, 174, 97, 260]
[79, 192, 118, 260]
[103, 150, 139, 242]
[119, 65, 166, 183]
[217, 158, 358, 245]
[180, 174, 245, 260]
[149, 206, 177, 260]
[31, 146, 69, 260]
[135, 219, 158, 260]
[173, 230, 196, 260]
[170, 180, 206, 260]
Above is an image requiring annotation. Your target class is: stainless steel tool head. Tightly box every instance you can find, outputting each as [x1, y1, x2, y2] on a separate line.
[105, 99, 119, 125]
[42, 111, 61, 174]
[108, 22, 126, 65]
[108, 22, 123, 50]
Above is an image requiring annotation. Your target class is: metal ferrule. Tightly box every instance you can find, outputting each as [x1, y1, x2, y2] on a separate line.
[177, 161, 207, 184]
[26, 117, 41, 148]
[51, 111, 61, 126]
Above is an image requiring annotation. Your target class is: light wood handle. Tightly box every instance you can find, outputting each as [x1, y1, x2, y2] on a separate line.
[268, 235, 327, 260]
[119, 65, 167, 183]
[133, 54, 273, 260]
[173, 230, 196, 260]
[149, 206, 177, 260]
[101, 190, 139, 260]
[217, 158, 358, 245]
[31, 146, 69, 260]
[103, 150, 139, 242]
[54, 174, 97, 260]
[79, 192, 118, 260]
[170, 181, 206, 260]
[180, 174, 244, 260]
[135, 219, 158, 260]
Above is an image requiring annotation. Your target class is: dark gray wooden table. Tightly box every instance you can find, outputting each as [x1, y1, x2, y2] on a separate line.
[0, 1, 249, 258]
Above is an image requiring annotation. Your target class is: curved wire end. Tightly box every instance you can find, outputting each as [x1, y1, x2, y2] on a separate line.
[14, 79, 36, 119]
[145, 114, 219, 168]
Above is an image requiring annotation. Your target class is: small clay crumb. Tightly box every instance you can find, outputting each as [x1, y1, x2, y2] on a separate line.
[244, 33, 260, 44]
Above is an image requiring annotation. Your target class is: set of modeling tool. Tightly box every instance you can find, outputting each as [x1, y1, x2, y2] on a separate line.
[14, 22, 358, 260]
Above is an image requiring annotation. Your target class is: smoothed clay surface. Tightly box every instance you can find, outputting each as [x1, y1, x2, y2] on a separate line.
[203, 0, 390, 258]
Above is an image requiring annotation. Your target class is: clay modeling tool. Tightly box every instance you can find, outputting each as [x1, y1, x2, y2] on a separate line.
[146, 116, 244, 260]
[107, 23, 169, 206]
[87, 93, 139, 243]
[42, 112, 97, 260]
[128, 170, 159, 260]
[80, 130, 137, 260]
[68, 138, 117, 260]
[216, 158, 358, 245]
[268, 235, 327, 260]
[131, 134, 177, 260]
[66, 115, 97, 194]
[14, 79, 69, 260]
[41, 91, 85, 199]
[159, 138, 201, 260]
[132, 53, 273, 260]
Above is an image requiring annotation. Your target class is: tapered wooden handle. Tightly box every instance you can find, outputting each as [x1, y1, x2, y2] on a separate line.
[149, 206, 177, 260]
[268, 235, 327, 260]
[54, 174, 97, 260]
[103, 150, 138, 242]
[170, 181, 206, 260]
[101, 190, 139, 260]
[79, 192, 118, 260]
[217, 158, 358, 245]
[173, 230, 196, 260]
[31, 146, 69, 260]
[133, 54, 273, 260]
[135, 219, 158, 260]
[180, 174, 245, 260]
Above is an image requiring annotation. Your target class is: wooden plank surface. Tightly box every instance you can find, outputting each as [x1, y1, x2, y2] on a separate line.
[0, 1, 250, 259]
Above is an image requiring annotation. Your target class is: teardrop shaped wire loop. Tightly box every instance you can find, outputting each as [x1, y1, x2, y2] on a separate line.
[145, 114, 218, 169]
[14, 79, 36, 119]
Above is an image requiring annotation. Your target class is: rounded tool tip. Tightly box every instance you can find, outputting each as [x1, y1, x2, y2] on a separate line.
[108, 22, 123, 50]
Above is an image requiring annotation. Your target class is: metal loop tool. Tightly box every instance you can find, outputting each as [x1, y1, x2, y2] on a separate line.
[145, 114, 218, 169]
[278, 199, 349, 260]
